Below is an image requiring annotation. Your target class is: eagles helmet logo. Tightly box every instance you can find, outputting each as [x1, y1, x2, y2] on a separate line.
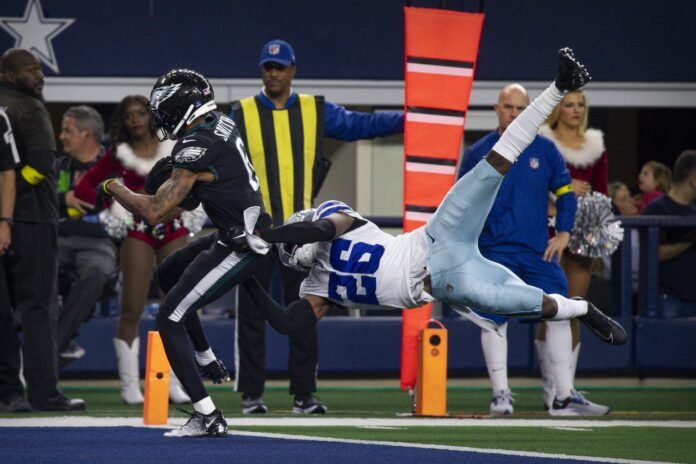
[150, 83, 182, 110]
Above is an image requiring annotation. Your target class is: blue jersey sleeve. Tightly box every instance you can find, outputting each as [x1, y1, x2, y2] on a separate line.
[324, 101, 404, 141]
[546, 141, 576, 232]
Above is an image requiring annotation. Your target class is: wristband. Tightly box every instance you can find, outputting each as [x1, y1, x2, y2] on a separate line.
[102, 178, 117, 194]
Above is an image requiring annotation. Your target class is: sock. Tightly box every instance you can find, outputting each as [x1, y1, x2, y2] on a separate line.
[546, 320, 573, 400]
[193, 396, 216, 415]
[570, 341, 581, 382]
[287, 298, 317, 332]
[481, 322, 509, 393]
[547, 294, 588, 320]
[195, 348, 216, 366]
[492, 83, 564, 163]
[534, 339, 554, 408]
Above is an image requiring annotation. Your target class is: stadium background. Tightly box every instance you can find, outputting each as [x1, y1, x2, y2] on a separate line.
[1, 1, 695, 462]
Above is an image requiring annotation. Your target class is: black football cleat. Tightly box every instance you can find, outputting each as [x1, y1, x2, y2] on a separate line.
[574, 297, 627, 345]
[292, 395, 327, 415]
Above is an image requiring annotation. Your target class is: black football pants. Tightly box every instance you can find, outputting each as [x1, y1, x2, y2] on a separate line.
[156, 232, 270, 403]
[236, 253, 317, 397]
[0, 222, 59, 402]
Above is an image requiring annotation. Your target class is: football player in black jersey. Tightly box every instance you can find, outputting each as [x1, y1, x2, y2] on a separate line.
[101, 69, 275, 437]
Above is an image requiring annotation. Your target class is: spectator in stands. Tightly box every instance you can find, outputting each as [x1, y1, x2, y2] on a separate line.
[643, 150, 696, 317]
[74, 95, 190, 404]
[55, 106, 118, 367]
[538, 89, 608, 411]
[603, 181, 639, 288]
[229, 39, 404, 415]
[636, 161, 671, 214]
[459, 83, 607, 416]
[0, 48, 84, 411]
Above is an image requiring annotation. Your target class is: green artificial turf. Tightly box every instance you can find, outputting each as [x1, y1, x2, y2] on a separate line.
[2, 383, 695, 462]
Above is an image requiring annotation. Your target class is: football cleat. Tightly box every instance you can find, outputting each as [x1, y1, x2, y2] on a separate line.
[292, 395, 327, 415]
[554, 47, 591, 92]
[199, 359, 230, 384]
[164, 408, 227, 438]
[241, 395, 269, 414]
[549, 390, 609, 417]
[575, 298, 627, 345]
[489, 388, 514, 416]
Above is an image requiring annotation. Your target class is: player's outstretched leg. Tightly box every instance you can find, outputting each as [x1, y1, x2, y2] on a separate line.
[541, 295, 626, 345]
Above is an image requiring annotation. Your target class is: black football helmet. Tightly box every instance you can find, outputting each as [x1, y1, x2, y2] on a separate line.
[149, 69, 217, 141]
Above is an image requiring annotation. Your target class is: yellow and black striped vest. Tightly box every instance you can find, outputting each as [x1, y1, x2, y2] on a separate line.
[231, 94, 325, 225]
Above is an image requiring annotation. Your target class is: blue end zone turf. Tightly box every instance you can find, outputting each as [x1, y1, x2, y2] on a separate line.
[1, 427, 601, 464]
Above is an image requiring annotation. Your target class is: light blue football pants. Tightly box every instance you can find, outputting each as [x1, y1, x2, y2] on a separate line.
[425, 159, 543, 317]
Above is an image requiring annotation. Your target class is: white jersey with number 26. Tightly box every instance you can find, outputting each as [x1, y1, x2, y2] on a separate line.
[299, 206, 431, 310]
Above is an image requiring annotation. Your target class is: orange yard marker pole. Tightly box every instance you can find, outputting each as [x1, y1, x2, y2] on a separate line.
[415, 320, 448, 416]
[143, 331, 170, 425]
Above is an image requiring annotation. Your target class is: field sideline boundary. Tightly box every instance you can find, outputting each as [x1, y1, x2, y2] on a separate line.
[1, 416, 694, 428]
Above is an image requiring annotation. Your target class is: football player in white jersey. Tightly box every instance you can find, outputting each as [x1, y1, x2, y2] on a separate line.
[248, 48, 627, 354]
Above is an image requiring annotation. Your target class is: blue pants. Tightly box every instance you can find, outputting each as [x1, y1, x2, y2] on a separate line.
[426, 160, 544, 318]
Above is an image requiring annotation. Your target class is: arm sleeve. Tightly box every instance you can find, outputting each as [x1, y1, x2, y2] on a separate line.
[324, 101, 404, 141]
[591, 150, 608, 195]
[548, 144, 577, 232]
[260, 219, 336, 245]
[74, 149, 115, 204]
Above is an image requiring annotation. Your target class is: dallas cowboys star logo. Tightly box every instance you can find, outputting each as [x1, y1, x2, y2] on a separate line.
[0, 0, 75, 74]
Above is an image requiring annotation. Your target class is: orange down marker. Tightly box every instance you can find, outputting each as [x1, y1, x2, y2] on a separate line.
[415, 320, 448, 416]
[143, 331, 170, 425]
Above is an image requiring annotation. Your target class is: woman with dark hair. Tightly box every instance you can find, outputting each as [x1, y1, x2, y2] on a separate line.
[74, 95, 193, 404]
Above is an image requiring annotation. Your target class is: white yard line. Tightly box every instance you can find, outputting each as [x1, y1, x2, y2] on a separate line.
[230, 430, 679, 464]
[0, 416, 694, 428]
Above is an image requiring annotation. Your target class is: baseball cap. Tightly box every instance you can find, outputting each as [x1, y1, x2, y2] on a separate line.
[259, 39, 296, 67]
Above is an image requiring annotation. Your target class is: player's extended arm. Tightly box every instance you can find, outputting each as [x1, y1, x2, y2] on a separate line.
[259, 212, 355, 245]
[103, 167, 199, 225]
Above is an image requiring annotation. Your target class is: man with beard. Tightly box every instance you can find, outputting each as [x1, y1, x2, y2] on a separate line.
[0, 48, 84, 411]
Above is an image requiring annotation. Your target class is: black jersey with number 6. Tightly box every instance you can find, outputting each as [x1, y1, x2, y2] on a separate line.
[171, 112, 270, 231]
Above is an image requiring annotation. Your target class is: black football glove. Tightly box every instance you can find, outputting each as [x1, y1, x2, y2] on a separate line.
[199, 359, 231, 384]
[219, 225, 249, 251]
[554, 47, 591, 92]
[145, 156, 173, 195]
[145, 155, 200, 211]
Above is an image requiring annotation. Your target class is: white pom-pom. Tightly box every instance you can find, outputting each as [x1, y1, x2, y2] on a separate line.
[568, 192, 624, 258]
[181, 205, 208, 235]
[98, 202, 134, 239]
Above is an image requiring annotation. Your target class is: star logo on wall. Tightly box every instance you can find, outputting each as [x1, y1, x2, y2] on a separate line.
[0, 0, 75, 74]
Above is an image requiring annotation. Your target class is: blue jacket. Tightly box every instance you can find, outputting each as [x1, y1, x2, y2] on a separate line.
[458, 131, 576, 256]
[251, 91, 404, 141]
